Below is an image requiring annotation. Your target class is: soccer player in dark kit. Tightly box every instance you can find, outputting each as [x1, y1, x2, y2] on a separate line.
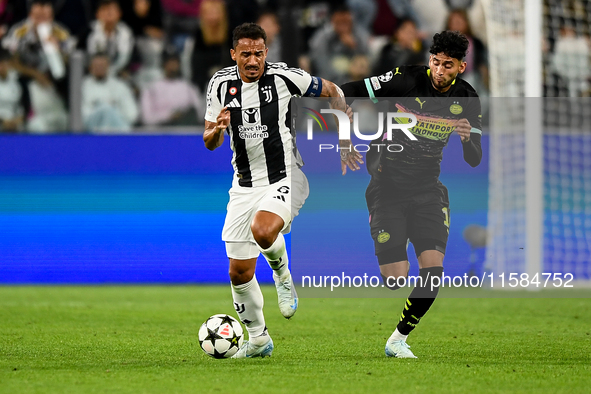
[340, 30, 483, 358]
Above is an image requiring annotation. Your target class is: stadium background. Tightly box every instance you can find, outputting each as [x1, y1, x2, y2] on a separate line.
[0, 133, 488, 283]
[0, 0, 498, 285]
[1, 3, 589, 393]
[1, 0, 588, 284]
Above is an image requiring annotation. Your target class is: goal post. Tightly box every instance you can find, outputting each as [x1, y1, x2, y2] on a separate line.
[524, 0, 543, 283]
[483, 0, 591, 284]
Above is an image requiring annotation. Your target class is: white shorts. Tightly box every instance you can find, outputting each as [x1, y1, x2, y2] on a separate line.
[223, 168, 309, 259]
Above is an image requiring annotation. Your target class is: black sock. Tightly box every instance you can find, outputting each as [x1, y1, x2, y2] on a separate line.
[396, 266, 443, 335]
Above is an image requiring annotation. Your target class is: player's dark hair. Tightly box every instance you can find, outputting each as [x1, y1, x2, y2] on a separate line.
[232, 22, 267, 48]
[429, 30, 469, 60]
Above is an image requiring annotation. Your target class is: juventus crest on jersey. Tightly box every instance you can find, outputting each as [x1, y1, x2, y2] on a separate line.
[205, 62, 321, 187]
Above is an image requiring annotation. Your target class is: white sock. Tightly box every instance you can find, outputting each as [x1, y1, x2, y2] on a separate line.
[259, 233, 290, 279]
[249, 331, 270, 346]
[388, 328, 408, 343]
[231, 275, 266, 339]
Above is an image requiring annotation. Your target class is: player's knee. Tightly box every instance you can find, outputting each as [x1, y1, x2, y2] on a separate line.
[250, 221, 278, 249]
[377, 245, 409, 290]
[228, 264, 254, 285]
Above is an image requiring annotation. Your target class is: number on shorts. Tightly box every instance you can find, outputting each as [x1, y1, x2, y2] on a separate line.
[277, 186, 290, 194]
[442, 207, 450, 228]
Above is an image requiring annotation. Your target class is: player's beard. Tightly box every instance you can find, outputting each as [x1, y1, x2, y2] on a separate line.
[243, 66, 261, 81]
[432, 74, 454, 91]
[439, 79, 452, 89]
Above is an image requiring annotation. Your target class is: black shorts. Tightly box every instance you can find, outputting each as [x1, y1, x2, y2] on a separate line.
[366, 179, 450, 257]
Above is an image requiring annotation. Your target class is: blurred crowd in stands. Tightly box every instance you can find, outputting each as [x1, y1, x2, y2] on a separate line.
[0, 0, 494, 133]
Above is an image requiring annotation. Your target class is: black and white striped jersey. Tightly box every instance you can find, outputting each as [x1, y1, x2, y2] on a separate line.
[205, 62, 322, 187]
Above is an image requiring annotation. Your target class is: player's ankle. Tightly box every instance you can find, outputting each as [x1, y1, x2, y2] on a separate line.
[389, 328, 408, 342]
[249, 331, 270, 346]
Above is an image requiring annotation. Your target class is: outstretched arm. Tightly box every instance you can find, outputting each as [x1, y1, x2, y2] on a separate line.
[319, 78, 347, 109]
[319, 78, 364, 175]
[340, 79, 370, 98]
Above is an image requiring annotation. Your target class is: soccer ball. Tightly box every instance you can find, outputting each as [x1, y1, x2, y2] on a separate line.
[198, 314, 244, 358]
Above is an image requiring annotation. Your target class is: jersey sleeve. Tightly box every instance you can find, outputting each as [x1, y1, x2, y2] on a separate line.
[204, 75, 222, 123]
[268, 64, 322, 97]
[465, 95, 483, 135]
[461, 95, 483, 167]
[341, 66, 411, 102]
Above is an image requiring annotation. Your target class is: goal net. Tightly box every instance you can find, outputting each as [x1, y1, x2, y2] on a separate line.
[484, 0, 591, 282]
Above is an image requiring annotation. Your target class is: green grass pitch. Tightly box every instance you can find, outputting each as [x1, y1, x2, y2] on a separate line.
[1, 286, 590, 393]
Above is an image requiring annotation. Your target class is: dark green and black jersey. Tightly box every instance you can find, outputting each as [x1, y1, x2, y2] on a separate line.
[341, 65, 482, 193]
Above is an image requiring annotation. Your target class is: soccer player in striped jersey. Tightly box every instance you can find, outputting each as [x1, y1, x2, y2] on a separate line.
[204, 23, 361, 358]
[341, 31, 482, 358]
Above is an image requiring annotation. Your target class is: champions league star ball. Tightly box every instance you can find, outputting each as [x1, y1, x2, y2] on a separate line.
[198, 314, 244, 358]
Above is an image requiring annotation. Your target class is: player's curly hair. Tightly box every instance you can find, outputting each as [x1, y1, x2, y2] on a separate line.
[429, 31, 469, 60]
[232, 23, 267, 48]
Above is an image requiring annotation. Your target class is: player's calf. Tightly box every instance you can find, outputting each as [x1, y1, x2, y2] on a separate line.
[231, 273, 267, 341]
[258, 233, 289, 277]
[396, 266, 444, 334]
[385, 265, 443, 358]
[258, 233, 298, 318]
[378, 245, 410, 290]
[251, 210, 297, 318]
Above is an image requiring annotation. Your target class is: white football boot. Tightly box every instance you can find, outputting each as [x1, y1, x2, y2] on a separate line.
[231, 334, 274, 359]
[274, 272, 298, 319]
[385, 339, 418, 358]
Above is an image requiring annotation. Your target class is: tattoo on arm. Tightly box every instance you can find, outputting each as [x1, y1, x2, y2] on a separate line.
[320, 79, 346, 111]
